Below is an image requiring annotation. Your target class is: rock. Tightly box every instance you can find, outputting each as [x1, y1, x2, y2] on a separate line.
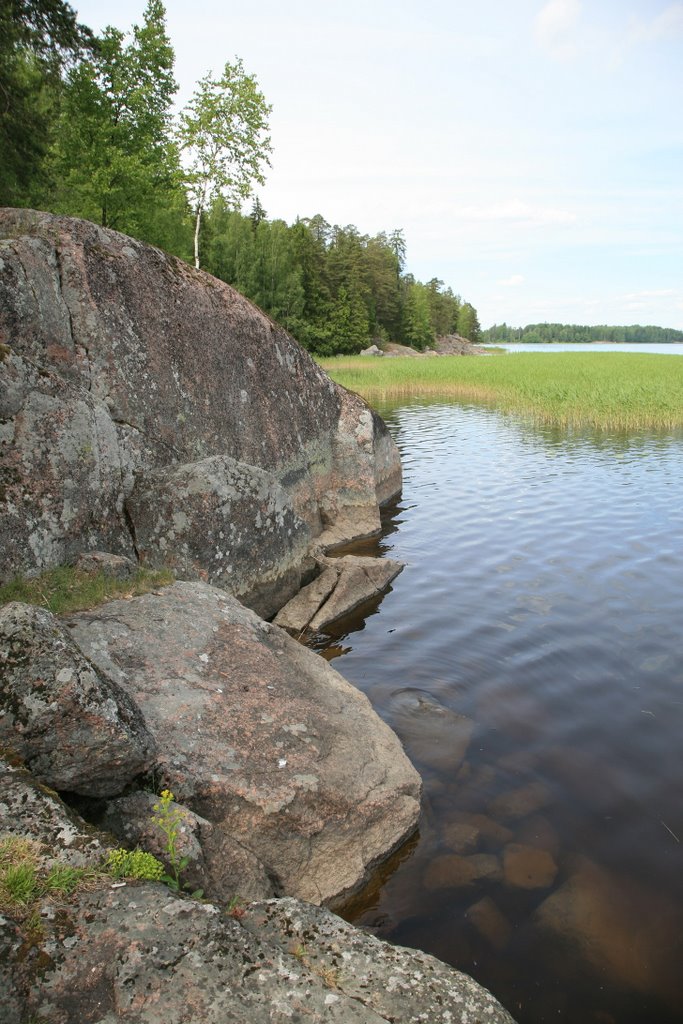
[433, 334, 488, 355]
[466, 896, 512, 950]
[442, 820, 480, 854]
[1, 884, 516, 1024]
[241, 897, 517, 1023]
[534, 856, 682, 1004]
[0, 762, 515, 1024]
[488, 780, 551, 820]
[424, 853, 501, 891]
[0, 602, 155, 796]
[0, 755, 113, 868]
[273, 554, 405, 635]
[67, 581, 421, 906]
[456, 812, 514, 848]
[74, 550, 137, 579]
[102, 791, 277, 903]
[361, 343, 384, 356]
[388, 688, 474, 774]
[514, 814, 560, 856]
[0, 210, 401, 614]
[503, 843, 558, 889]
[127, 455, 311, 618]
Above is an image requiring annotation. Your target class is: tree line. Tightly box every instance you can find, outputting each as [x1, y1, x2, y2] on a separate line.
[1, 0, 481, 356]
[483, 323, 683, 345]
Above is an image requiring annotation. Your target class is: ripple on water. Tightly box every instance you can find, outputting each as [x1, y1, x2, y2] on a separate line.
[321, 402, 683, 1024]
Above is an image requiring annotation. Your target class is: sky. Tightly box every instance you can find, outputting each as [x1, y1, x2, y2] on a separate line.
[72, 0, 683, 330]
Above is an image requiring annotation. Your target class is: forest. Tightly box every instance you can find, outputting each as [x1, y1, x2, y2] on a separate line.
[1, 0, 480, 356]
[482, 323, 683, 345]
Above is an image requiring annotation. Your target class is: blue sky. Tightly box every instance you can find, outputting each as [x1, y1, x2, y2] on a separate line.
[74, 0, 683, 330]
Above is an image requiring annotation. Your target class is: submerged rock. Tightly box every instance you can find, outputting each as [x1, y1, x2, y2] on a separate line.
[0, 602, 155, 796]
[67, 581, 421, 906]
[387, 688, 474, 774]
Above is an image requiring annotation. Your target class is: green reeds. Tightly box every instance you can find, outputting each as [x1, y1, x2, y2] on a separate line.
[320, 352, 683, 431]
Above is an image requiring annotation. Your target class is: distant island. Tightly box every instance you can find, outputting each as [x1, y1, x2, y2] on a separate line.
[482, 323, 683, 345]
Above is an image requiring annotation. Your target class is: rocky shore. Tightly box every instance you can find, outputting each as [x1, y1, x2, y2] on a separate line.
[0, 210, 515, 1022]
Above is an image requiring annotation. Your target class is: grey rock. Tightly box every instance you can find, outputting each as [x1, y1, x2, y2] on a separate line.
[102, 791, 276, 903]
[273, 554, 404, 635]
[127, 455, 311, 619]
[387, 688, 474, 774]
[0, 602, 156, 796]
[0, 210, 401, 618]
[2, 885, 516, 1024]
[74, 551, 137, 580]
[0, 755, 113, 868]
[361, 343, 384, 356]
[67, 581, 421, 906]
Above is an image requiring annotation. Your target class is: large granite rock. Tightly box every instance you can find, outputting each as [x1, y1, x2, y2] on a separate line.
[0, 208, 401, 615]
[66, 581, 421, 907]
[1, 886, 516, 1024]
[0, 602, 155, 796]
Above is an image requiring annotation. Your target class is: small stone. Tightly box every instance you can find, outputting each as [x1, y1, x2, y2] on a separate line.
[503, 843, 557, 889]
[488, 781, 551, 820]
[467, 896, 512, 950]
[424, 853, 501, 891]
[442, 820, 480, 854]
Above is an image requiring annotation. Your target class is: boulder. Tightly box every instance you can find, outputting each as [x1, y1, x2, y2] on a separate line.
[127, 455, 311, 618]
[102, 791, 277, 903]
[0, 602, 155, 796]
[361, 343, 384, 356]
[67, 581, 421, 906]
[387, 688, 474, 774]
[0, 209, 401, 615]
[1, 885, 516, 1024]
[0, 755, 113, 868]
[273, 554, 405, 635]
[424, 853, 501, 891]
[534, 855, 683, 1003]
[502, 843, 557, 889]
[1, 762, 515, 1024]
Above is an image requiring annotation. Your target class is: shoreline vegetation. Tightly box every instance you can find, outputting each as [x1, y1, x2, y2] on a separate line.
[320, 352, 683, 431]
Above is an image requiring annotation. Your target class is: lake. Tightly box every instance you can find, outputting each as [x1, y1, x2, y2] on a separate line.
[313, 396, 683, 1024]
[496, 342, 683, 355]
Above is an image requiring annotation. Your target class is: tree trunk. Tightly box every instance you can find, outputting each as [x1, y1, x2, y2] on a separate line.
[194, 205, 202, 270]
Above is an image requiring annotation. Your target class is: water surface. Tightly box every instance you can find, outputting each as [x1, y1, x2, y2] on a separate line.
[315, 400, 683, 1024]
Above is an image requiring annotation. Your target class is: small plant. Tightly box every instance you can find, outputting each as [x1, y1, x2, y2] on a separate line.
[151, 789, 202, 897]
[0, 836, 92, 919]
[0, 564, 175, 614]
[104, 847, 165, 881]
[226, 894, 245, 919]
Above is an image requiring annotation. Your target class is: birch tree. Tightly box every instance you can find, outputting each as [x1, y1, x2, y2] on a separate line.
[177, 58, 272, 270]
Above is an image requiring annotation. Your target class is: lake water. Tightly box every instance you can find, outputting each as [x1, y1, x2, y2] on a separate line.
[496, 342, 683, 355]
[313, 396, 683, 1023]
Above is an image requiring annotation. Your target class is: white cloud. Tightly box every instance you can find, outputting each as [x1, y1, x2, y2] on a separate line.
[499, 274, 525, 287]
[629, 3, 683, 44]
[454, 200, 577, 227]
[535, 0, 582, 60]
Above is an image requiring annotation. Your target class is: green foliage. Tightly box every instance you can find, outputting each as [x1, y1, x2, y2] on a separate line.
[203, 206, 475, 357]
[457, 302, 482, 343]
[0, 0, 93, 205]
[320, 351, 683, 431]
[176, 58, 272, 269]
[151, 789, 201, 896]
[0, 836, 90, 916]
[104, 847, 165, 881]
[0, 565, 174, 614]
[482, 322, 683, 344]
[402, 281, 435, 351]
[49, 0, 187, 251]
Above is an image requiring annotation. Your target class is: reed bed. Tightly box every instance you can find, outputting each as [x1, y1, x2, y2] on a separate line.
[319, 352, 683, 431]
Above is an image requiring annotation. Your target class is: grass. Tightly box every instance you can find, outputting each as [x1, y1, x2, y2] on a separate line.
[0, 564, 175, 614]
[320, 352, 683, 431]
